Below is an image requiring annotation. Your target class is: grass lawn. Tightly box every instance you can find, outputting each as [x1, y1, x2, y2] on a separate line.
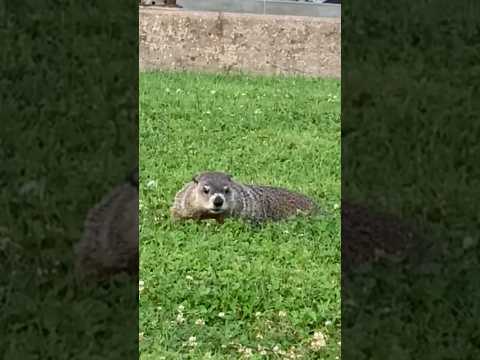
[139, 71, 341, 359]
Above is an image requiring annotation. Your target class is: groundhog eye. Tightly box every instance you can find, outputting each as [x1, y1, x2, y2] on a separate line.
[203, 186, 210, 194]
[224, 187, 230, 194]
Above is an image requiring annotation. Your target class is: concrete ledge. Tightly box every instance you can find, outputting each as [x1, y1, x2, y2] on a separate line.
[175, 0, 341, 18]
[139, 8, 340, 78]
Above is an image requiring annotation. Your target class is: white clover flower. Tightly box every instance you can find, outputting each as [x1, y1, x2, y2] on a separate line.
[146, 179, 157, 188]
[187, 336, 197, 347]
[310, 331, 327, 351]
[176, 313, 185, 324]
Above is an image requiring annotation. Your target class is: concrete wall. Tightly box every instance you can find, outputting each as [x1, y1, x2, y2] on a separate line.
[175, 0, 341, 18]
[139, 8, 341, 78]
[140, 0, 341, 17]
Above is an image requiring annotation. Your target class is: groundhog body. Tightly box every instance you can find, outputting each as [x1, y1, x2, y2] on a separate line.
[74, 167, 138, 281]
[171, 171, 318, 224]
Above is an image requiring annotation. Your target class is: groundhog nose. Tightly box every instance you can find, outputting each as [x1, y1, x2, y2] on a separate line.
[213, 196, 224, 207]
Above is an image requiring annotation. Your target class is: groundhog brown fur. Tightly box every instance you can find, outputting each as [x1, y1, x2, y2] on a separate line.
[171, 171, 318, 224]
[74, 167, 138, 281]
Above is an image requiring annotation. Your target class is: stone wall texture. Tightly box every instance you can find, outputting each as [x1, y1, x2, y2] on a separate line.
[139, 8, 341, 78]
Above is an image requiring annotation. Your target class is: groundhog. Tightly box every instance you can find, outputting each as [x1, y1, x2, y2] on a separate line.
[74, 166, 138, 282]
[171, 171, 318, 224]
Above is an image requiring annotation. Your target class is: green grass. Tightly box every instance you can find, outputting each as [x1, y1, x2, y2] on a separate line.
[139, 71, 341, 359]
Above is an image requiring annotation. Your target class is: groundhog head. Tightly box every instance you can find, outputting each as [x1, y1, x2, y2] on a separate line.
[192, 171, 234, 215]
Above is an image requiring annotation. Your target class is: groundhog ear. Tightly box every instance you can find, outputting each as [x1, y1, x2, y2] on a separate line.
[226, 173, 233, 181]
[192, 174, 199, 183]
